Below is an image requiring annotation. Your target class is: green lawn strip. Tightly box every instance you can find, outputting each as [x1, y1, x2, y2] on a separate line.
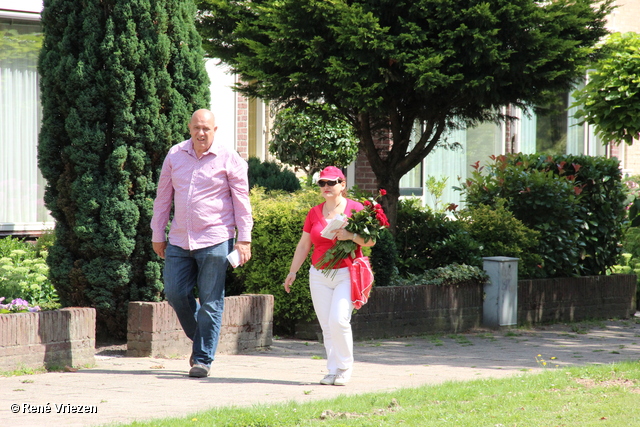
[119, 361, 640, 427]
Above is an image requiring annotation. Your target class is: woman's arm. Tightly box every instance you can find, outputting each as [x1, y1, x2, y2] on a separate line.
[283, 231, 312, 293]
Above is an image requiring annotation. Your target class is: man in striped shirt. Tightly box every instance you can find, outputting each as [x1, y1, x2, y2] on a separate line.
[151, 109, 253, 378]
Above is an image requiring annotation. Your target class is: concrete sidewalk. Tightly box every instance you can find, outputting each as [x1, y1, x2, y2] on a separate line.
[2, 317, 639, 427]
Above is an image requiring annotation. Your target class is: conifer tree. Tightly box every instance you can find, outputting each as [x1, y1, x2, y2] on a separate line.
[38, 0, 210, 338]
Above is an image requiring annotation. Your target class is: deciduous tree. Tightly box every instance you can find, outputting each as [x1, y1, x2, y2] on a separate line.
[573, 32, 640, 145]
[196, 0, 612, 230]
[269, 103, 359, 185]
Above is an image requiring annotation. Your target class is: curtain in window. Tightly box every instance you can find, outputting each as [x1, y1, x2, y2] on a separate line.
[0, 20, 52, 232]
[423, 128, 467, 209]
[399, 122, 424, 194]
[519, 110, 537, 154]
[566, 85, 585, 155]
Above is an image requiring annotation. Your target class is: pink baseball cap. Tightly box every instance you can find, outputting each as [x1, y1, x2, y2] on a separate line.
[319, 166, 345, 181]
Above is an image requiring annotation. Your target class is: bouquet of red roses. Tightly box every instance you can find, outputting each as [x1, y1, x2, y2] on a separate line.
[315, 189, 389, 276]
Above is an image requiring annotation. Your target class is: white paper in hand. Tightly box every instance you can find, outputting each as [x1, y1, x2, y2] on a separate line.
[320, 214, 348, 239]
[227, 249, 241, 268]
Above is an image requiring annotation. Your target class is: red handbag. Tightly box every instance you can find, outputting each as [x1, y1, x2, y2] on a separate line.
[346, 256, 374, 309]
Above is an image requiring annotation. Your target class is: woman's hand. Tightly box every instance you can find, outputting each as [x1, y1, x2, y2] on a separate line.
[333, 228, 356, 241]
[283, 272, 296, 293]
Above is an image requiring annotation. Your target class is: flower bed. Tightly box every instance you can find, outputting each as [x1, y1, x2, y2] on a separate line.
[0, 307, 95, 372]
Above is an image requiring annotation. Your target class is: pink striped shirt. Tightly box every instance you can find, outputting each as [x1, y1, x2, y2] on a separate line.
[151, 139, 253, 250]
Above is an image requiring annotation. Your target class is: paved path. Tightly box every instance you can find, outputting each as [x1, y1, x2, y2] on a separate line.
[2, 317, 639, 427]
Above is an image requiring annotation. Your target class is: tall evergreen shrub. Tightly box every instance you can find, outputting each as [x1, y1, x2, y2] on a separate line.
[38, 0, 210, 338]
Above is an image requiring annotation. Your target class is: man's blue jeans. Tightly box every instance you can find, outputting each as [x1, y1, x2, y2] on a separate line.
[163, 240, 232, 367]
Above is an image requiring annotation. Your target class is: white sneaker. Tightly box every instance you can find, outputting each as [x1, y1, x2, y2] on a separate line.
[333, 369, 349, 386]
[320, 374, 336, 385]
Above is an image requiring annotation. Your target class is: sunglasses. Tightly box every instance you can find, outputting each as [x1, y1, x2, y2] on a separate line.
[317, 180, 342, 187]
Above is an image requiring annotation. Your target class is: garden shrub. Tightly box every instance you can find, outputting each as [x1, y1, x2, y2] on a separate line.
[459, 155, 586, 278]
[395, 198, 482, 276]
[248, 157, 301, 193]
[0, 236, 59, 308]
[370, 228, 398, 286]
[234, 187, 321, 335]
[457, 199, 542, 279]
[616, 203, 640, 310]
[391, 263, 488, 287]
[513, 154, 627, 276]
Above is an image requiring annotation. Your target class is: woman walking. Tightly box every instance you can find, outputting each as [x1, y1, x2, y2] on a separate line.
[283, 166, 375, 386]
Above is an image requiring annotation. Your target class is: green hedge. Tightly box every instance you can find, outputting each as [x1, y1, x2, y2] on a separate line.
[234, 188, 321, 335]
[457, 199, 542, 279]
[395, 198, 482, 276]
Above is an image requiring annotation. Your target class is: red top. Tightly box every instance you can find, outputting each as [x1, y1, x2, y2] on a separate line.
[303, 198, 364, 269]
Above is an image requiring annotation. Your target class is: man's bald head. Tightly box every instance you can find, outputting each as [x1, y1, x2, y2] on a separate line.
[188, 109, 218, 158]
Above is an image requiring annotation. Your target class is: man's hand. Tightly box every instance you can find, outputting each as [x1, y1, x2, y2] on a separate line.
[235, 241, 252, 265]
[153, 241, 167, 259]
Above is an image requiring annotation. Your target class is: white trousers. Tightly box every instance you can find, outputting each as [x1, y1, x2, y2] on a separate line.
[309, 266, 354, 377]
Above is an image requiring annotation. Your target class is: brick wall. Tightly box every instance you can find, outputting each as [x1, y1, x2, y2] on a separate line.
[296, 281, 483, 340]
[0, 307, 96, 371]
[236, 93, 249, 159]
[127, 294, 274, 358]
[518, 274, 637, 324]
[296, 274, 636, 339]
[352, 281, 483, 339]
[608, 0, 640, 33]
[353, 130, 393, 193]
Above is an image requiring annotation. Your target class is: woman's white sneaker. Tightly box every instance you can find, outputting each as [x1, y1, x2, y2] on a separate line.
[333, 369, 349, 386]
[320, 374, 336, 385]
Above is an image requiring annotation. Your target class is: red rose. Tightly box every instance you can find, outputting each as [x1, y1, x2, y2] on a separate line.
[376, 212, 389, 227]
[379, 189, 387, 196]
[364, 200, 372, 207]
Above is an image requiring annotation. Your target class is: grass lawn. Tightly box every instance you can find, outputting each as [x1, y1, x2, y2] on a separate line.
[121, 361, 640, 427]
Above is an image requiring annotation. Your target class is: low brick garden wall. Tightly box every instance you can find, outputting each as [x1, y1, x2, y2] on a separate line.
[127, 294, 274, 358]
[0, 307, 95, 372]
[296, 281, 482, 340]
[296, 274, 637, 340]
[518, 274, 637, 324]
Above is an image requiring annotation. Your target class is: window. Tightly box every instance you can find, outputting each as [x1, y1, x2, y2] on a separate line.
[519, 89, 585, 155]
[0, 17, 52, 233]
[399, 122, 424, 196]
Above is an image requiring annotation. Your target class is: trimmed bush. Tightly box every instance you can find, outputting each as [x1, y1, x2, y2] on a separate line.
[395, 199, 482, 276]
[457, 199, 542, 279]
[522, 154, 627, 276]
[391, 263, 488, 287]
[459, 155, 587, 278]
[460, 154, 627, 277]
[370, 228, 398, 286]
[234, 188, 321, 335]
